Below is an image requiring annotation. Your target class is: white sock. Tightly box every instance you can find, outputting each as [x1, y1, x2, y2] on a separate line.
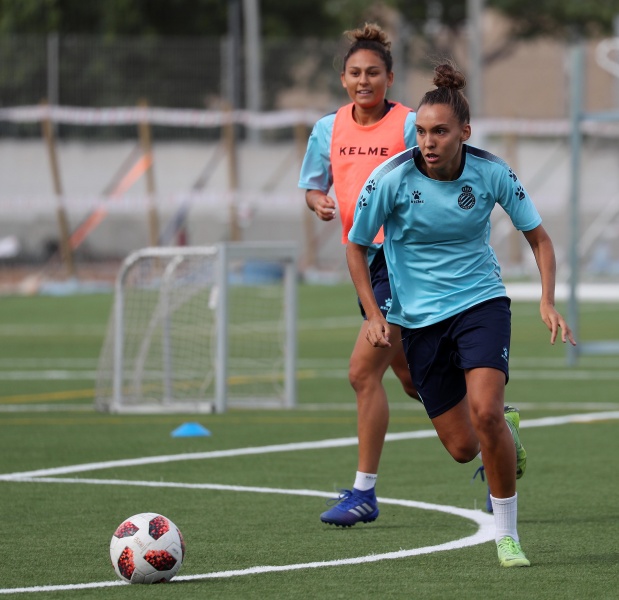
[354, 471, 377, 492]
[491, 493, 519, 543]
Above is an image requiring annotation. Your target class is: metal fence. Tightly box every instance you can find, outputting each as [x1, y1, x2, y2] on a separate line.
[0, 34, 345, 139]
[3, 32, 617, 139]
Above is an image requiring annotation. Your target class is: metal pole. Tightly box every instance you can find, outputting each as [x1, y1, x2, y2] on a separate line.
[614, 16, 619, 108]
[112, 263, 128, 413]
[284, 256, 298, 408]
[227, 0, 243, 111]
[47, 33, 59, 109]
[215, 244, 229, 413]
[567, 41, 584, 366]
[243, 0, 262, 142]
[467, 0, 484, 119]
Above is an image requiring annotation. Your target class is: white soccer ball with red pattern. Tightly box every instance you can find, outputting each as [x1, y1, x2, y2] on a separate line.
[109, 512, 185, 584]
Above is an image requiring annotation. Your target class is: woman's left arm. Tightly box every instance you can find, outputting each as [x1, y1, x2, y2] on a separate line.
[522, 224, 576, 346]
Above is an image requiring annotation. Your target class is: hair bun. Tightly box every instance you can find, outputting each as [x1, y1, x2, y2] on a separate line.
[345, 22, 391, 50]
[433, 63, 466, 91]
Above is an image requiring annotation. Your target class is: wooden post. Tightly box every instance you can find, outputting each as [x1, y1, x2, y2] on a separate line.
[41, 100, 76, 276]
[138, 99, 160, 247]
[223, 105, 241, 241]
[294, 121, 315, 270]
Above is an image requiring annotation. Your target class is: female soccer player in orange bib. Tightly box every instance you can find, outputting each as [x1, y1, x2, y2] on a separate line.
[299, 23, 418, 526]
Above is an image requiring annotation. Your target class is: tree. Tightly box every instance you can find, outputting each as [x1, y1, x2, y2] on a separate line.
[2, 0, 619, 41]
[0, 0, 228, 36]
[490, 0, 619, 39]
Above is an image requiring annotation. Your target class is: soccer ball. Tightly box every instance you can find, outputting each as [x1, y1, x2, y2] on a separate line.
[109, 512, 185, 584]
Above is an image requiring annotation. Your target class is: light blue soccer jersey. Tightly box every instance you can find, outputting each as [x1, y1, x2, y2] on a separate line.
[298, 106, 418, 195]
[348, 145, 542, 328]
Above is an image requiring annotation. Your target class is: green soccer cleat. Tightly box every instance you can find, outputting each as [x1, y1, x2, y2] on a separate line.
[504, 405, 527, 479]
[497, 536, 531, 567]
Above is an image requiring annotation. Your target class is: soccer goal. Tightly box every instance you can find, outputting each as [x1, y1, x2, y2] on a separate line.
[95, 242, 298, 413]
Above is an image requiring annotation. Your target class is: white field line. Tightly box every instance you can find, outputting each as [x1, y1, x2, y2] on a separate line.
[0, 371, 98, 380]
[0, 430, 438, 481]
[0, 358, 99, 367]
[1, 412, 618, 482]
[0, 482, 494, 595]
[300, 401, 619, 411]
[0, 411, 617, 594]
[0, 355, 616, 370]
[296, 369, 619, 381]
[1, 368, 618, 382]
[3, 401, 619, 413]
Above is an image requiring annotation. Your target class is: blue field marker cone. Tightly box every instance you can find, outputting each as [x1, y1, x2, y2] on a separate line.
[171, 422, 211, 437]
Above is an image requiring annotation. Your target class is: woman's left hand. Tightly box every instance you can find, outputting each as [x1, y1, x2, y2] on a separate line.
[540, 301, 576, 346]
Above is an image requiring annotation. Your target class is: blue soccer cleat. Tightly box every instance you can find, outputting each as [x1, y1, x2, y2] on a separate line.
[320, 488, 379, 527]
[472, 465, 493, 513]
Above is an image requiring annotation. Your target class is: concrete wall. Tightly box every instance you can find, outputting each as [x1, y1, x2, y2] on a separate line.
[1, 134, 619, 281]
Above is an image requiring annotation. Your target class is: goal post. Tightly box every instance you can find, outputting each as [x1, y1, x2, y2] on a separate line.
[95, 242, 298, 413]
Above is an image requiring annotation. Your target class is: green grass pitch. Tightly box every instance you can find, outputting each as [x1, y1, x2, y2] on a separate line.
[0, 284, 618, 599]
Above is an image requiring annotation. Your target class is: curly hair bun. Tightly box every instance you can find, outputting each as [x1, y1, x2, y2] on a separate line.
[433, 64, 466, 90]
[345, 22, 391, 50]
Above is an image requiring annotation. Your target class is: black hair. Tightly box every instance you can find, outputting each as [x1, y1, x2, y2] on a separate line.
[418, 63, 470, 124]
[342, 23, 393, 73]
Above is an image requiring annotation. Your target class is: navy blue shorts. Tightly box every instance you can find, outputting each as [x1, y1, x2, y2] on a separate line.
[358, 247, 392, 318]
[400, 297, 511, 419]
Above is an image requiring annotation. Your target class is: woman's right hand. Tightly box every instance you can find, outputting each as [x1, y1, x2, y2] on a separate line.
[306, 190, 337, 221]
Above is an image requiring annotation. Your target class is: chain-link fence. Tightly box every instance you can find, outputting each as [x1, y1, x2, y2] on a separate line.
[1, 34, 345, 140]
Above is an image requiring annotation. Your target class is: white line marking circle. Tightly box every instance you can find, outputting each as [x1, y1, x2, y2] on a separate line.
[0, 478, 494, 595]
[5, 413, 618, 594]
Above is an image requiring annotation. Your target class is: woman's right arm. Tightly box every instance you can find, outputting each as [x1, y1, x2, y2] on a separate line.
[299, 117, 337, 221]
[346, 242, 392, 348]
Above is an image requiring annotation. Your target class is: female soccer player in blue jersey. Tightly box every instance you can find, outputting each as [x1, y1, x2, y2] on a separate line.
[347, 63, 576, 567]
[298, 23, 418, 527]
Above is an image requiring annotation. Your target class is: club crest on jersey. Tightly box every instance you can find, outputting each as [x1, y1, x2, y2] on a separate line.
[458, 185, 476, 210]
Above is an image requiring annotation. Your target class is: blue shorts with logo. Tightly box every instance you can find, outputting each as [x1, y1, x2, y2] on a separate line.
[400, 297, 511, 419]
[358, 246, 392, 318]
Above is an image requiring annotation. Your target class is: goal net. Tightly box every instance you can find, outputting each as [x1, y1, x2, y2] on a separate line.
[95, 242, 298, 413]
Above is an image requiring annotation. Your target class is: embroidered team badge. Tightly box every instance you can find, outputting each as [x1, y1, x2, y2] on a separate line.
[458, 185, 476, 210]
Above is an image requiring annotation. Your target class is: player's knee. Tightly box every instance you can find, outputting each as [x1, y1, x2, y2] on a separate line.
[443, 436, 479, 463]
[471, 405, 504, 436]
[348, 363, 374, 392]
[450, 445, 479, 464]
